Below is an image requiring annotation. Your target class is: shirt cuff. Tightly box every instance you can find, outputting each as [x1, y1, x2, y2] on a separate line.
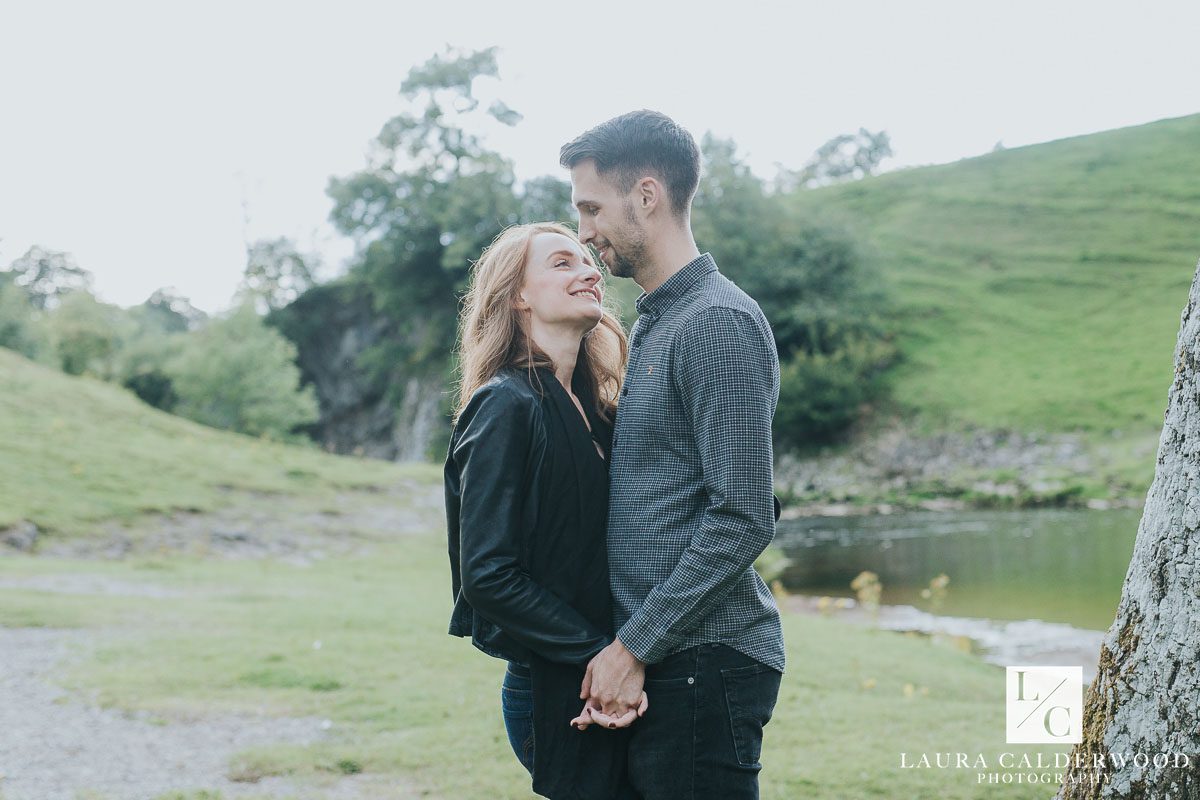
[616, 609, 678, 665]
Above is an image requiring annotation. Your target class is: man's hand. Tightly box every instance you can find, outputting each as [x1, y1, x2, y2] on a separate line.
[580, 638, 646, 720]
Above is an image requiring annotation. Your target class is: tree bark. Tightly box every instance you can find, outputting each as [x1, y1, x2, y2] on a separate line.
[1057, 260, 1200, 799]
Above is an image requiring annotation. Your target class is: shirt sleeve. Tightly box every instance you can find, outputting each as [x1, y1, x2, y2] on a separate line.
[616, 306, 779, 664]
[453, 383, 612, 665]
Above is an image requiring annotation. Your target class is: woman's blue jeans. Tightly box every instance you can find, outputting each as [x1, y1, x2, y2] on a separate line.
[501, 661, 535, 774]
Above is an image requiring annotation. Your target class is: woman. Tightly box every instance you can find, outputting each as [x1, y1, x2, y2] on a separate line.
[444, 222, 643, 799]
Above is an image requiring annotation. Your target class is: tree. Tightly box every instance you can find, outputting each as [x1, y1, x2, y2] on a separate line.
[315, 47, 547, 459]
[327, 46, 523, 376]
[519, 175, 577, 227]
[136, 287, 207, 333]
[0, 272, 49, 360]
[691, 136, 897, 446]
[165, 302, 317, 439]
[116, 288, 203, 410]
[7, 246, 93, 310]
[778, 128, 893, 190]
[237, 238, 318, 312]
[43, 290, 131, 378]
[1056, 259, 1200, 799]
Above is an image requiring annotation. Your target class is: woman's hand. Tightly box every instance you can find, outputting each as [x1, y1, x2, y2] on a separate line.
[570, 691, 649, 731]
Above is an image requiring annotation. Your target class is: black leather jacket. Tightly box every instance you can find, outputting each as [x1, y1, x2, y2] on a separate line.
[445, 366, 613, 666]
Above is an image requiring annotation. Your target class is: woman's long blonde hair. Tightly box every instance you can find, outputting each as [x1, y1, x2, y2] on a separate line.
[454, 222, 628, 424]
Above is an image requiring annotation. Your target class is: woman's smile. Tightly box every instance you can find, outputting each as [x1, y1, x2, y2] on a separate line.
[570, 286, 601, 303]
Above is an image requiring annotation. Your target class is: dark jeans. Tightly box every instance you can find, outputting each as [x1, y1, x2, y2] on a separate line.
[628, 643, 782, 800]
[501, 661, 535, 774]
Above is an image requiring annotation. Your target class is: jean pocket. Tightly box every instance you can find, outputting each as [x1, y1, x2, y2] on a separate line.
[643, 674, 696, 690]
[720, 663, 781, 768]
[501, 685, 532, 718]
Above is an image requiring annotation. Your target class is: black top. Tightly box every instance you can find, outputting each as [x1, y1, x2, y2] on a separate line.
[445, 365, 632, 799]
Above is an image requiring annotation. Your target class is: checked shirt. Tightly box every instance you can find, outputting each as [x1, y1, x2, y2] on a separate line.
[608, 252, 786, 673]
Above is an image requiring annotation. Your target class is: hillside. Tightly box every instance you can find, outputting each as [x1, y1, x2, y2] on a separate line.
[795, 113, 1200, 436]
[0, 347, 428, 540]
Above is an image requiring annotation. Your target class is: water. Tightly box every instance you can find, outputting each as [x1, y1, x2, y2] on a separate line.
[775, 508, 1142, 676]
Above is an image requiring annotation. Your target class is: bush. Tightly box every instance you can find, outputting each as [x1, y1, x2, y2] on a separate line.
[165, 302, 318, 440]
[0, 277, 50, 360]
[774, 335, 896, 450]
[42, 290, 132, 378]
[115, 307, 190, 411]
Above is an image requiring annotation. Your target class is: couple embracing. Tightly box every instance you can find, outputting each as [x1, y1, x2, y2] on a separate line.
[445, 109, 785, 799]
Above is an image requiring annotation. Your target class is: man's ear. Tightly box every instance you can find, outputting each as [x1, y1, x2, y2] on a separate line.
[637, 177, 660, 213]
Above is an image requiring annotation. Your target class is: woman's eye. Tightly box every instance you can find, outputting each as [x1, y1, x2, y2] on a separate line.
[555, 260, 570, 268]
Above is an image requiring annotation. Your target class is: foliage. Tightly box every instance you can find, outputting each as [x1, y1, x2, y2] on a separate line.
[693, 134, 896, 445]
[164, 302, 318, 440]
[7, 245, 93, 310]
[519, 174, 577, 224]
[326, 47, 527, 392]
[136, 287, 207, 333]
[42, 289, 132, 378]
[921, 573, 951, 612]
[316, 47, 582, 458]
[774, 336, 895, 449]
[0, 272, 51, 360]
[778, 128, 893, 190]
[850, 570, 882, 613]
[237, 238, 318, 313]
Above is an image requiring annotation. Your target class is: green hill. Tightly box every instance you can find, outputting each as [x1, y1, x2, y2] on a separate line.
[0, 347, 423, 539]
[795, 113, 1200, 436]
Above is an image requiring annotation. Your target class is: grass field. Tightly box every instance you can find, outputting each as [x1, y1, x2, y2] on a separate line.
[0, 348, 1077, 798]
[0, 348, 423, 538]
[0, 529, 1073, 800]
[794, 113, 1200, 437]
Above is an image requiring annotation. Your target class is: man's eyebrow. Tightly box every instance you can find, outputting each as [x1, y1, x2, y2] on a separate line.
[573, 197, 598, 209]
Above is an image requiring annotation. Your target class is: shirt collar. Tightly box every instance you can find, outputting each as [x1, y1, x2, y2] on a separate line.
[634, 252, 718, 319]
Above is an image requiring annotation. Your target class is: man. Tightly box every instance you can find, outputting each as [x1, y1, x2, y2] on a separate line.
[560, 110, 785, 799]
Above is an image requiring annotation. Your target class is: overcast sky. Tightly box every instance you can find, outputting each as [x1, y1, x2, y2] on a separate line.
[2, 0, 1198, 313]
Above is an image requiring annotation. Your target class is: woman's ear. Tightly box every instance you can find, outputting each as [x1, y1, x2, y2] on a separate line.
[513, 293, 529, 311]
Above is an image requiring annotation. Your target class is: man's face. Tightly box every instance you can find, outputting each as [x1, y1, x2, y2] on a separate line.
[570, 160, 648, 280]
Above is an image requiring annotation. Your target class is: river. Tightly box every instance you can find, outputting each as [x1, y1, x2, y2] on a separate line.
[775, 507, 1142, 679]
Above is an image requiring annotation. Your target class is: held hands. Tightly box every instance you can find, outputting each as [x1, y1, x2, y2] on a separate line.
[570, 638, 648, 731]
[570, 691, 649, 730]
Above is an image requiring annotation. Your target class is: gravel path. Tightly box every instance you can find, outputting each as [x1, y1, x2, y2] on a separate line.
[0, 486, 441, 799]
[0, 626, 418, 800]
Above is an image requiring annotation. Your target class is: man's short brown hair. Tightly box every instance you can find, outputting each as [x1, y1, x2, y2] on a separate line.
[559, 109, 701, 217]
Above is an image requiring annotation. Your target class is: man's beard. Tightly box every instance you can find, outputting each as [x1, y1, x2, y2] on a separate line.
[602, 206, 648, 280]
[606, 245, 640, 279]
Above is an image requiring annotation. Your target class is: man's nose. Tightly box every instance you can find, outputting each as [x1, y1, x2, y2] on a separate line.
[578, 218, 595, 244]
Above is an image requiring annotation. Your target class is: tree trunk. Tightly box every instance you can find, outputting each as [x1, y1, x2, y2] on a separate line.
[1057, 260, 1200, 799]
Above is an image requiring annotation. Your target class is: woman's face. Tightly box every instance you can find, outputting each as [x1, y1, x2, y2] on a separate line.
[517, 232, 604, 330]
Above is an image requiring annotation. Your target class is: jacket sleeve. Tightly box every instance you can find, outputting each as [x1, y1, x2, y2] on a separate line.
[453, 383, 611, 665]
[616, 306, 779, 664]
